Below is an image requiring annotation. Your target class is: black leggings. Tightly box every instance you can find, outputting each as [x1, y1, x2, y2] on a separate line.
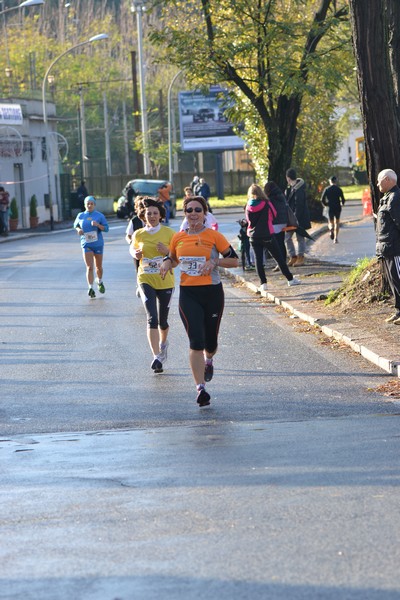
[179, 284, 224, 351]
[139, 283, 173, 330]
[252, 236, 293, 284]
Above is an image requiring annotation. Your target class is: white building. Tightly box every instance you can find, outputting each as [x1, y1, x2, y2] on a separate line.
[0, 98, 60, 229]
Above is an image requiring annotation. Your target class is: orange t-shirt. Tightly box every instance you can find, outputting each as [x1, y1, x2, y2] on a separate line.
[170, 228, 230, 286]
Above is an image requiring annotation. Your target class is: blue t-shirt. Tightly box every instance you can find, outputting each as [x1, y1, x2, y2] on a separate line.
[73, 209, 109, 248]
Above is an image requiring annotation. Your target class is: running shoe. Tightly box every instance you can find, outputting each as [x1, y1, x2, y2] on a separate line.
[88, 288, 96, 299]
[159, 341, 169, 363]
[98, 281, 105, 294]
[386, 312, 400, 323]
[151, 357, 163, 373]
[204, 361, 214, 382]
[258, 283, 268, 292]
[330, 229, 334, 240]
[197, 388, 211, 407]
[288, 277, 302, 287]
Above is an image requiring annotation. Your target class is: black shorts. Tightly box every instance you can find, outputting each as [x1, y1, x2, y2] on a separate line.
[179, 284, 224, 351]
[328, 206, 342, 220]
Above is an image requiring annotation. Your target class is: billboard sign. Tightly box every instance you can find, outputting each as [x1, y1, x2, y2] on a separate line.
[0, 104, 23, 126]
[178, 87, 244, 152]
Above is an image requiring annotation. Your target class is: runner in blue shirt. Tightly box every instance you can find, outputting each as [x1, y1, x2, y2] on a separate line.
[73, 195, 109, 298]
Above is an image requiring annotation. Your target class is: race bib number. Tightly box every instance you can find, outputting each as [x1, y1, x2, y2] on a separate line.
[142, 256, 163, 274]
[84, 231, 98, 243]
[179, 256, 206, 276]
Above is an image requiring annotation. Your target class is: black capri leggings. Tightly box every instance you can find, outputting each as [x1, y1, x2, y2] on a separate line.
[179, 283, 224, 352]
[139, 283, 174, 330]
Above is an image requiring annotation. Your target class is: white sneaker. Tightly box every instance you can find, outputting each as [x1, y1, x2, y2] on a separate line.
[288, 277, 301, 287]
[158, 341, 169, 363]
[258, 283, 268, 292]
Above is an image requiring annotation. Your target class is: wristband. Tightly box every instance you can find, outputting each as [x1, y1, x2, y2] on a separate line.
[163, 256, 172, 263]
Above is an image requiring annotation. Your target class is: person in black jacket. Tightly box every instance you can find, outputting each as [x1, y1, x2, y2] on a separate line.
[375, 169, 400, 324]
[285, 168, 311, 266]
[320, 175, 345, 243]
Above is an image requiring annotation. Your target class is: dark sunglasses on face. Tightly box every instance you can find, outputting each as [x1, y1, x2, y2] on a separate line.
[185, 206, 203, 213]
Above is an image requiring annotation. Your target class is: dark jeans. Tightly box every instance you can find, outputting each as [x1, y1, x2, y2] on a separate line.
[252, 236, 293, 285]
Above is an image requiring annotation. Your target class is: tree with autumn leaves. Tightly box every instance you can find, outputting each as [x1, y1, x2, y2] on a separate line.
[150, 0, 350, 189]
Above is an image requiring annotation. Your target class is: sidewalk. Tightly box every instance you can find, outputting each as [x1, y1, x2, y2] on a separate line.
[224, 217, 400, 378]
[2, 211, 399, 378]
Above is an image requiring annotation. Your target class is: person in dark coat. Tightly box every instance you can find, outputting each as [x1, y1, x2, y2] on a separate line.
[284, 168, 311, 266]
[375, 169, 400, 324]
[320, 175, 345, 243]
[77, 180, 88, 211]
[198, 178, 212, 212]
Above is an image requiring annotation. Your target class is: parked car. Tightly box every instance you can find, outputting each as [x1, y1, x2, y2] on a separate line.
[117, 179, 177, 219]
[193, 108, 215, 123]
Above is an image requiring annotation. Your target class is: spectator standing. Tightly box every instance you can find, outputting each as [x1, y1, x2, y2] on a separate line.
[190, 175, 200, 193]
[198, 178, 212, 212]
[158, 182, 172, 224]
[320, 176, 345, 243]
[264, 181, 289, 271]
[284, 168, 311, 266]
[76, 180, 88, 211]
[237, 217, 254, 270]
[245, 184, 301, 292]
[0, 186, 10, 236]
[375, 169, 400, 324]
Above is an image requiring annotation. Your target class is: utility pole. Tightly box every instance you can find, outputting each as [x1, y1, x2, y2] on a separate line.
[122, 100, 130, 175]
[131, 50, 143, 174]
[131, 1, 150, 175]
[103, 91, 112, 176]
[79, 86, 89, 179]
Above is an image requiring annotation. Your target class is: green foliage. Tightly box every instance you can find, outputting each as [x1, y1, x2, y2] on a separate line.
[0, 0, 355, 186]
[324, 257, 374, 305]
[30, 195, 38, 218]
[149, 0, 352, 186]
[9, 198, 18, 220]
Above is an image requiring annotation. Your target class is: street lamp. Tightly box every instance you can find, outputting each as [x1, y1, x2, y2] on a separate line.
[0, 0, 44, 15]
[42, 33, 108, 229]
[131, 0, 150, 175]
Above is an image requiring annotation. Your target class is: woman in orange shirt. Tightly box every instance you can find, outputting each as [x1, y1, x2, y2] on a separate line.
[160, 195, 238, 407]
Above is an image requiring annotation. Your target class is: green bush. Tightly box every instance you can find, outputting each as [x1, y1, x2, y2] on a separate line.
[10, 198, 18, 219]
[30, 195, 38, 217]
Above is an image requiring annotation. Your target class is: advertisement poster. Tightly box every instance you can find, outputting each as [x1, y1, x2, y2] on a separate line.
[178, 87, 244, 152]
[0, 104, 23, 126]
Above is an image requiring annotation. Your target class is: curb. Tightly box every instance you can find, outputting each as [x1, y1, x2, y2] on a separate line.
[223, 267, 400, 379]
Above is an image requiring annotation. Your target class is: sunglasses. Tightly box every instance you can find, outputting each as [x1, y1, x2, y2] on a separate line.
[185, 206, 203, 213]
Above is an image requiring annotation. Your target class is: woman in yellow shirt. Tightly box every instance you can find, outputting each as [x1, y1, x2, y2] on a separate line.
[131, 197, 175, 373]
[160, 195, 238, 406]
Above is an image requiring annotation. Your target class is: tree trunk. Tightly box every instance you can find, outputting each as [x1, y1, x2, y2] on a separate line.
[348, 0, 400, 211]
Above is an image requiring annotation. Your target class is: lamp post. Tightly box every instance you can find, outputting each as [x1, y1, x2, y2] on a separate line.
[42, 33, 108, 229]
[168, 69, 183, 185]
[0, 0, 44, 16]
[131, 0, 150, 175]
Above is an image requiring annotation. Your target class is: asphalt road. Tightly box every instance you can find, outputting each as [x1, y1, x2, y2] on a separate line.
[1, 216, 400, 599]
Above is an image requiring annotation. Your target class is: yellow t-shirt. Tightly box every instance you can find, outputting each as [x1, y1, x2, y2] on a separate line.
[133, 226, 175, 289]
[170, 228, 230, 286]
